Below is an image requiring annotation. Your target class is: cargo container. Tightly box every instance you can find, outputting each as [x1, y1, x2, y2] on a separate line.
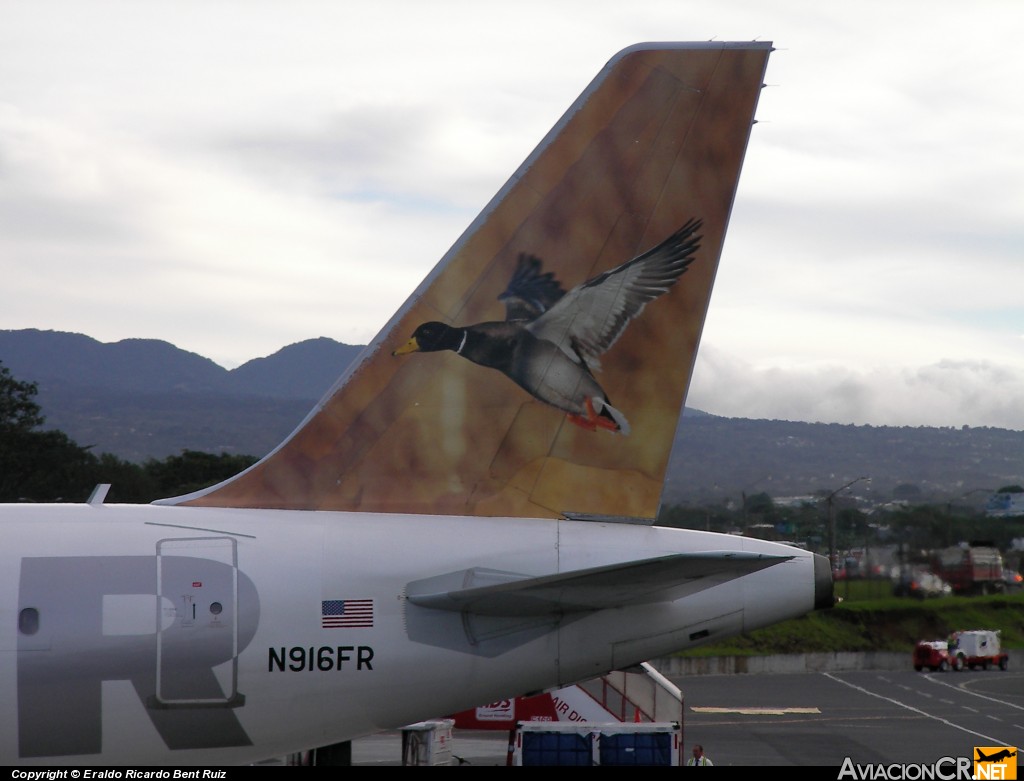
[511, 721, 681, 766]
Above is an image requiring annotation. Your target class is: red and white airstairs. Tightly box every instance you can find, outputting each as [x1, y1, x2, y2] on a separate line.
[449, 662, 683, 729]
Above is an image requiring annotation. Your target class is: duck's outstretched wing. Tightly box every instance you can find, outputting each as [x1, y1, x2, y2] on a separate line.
[528, 219, 703, 371]
[498, 253, 567, 321]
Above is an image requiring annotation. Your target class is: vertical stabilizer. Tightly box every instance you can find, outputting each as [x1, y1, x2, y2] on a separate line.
[167, 42, 772, 518]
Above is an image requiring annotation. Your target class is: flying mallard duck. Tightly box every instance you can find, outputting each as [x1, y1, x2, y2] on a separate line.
[393, 218, 703, 434]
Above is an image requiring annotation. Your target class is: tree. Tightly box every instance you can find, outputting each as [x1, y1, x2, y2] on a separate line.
[743, 491, 776, 517]
[0, 362, 260, 502]
[0, 361, 103, 501]
[98, 453, 155, 503]
[144, 450, 259, 498]
[0, 428, 101, 502]
[0, 362, 44, 433]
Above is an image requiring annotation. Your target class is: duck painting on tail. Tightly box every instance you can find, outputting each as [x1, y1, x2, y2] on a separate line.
[172, 43, 770, 519]
[393, 218, 703, 435]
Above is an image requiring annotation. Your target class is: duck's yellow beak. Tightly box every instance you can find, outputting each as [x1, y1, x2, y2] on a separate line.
[392, 337, 421, 356]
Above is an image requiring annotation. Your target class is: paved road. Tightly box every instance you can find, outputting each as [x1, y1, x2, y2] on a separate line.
[351, 669, 1024, 766]
[675, 669, 1024, 767]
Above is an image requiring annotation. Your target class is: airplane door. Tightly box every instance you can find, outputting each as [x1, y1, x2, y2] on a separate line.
[155, 537, 241, 707]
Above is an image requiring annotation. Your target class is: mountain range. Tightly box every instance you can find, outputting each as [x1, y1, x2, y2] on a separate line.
[3, 328, 1024, 508]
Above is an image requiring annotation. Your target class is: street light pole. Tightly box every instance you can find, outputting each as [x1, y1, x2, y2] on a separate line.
[826, 476, 870, 573]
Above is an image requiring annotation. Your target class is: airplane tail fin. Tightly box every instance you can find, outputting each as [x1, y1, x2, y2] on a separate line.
[162, 42, 773, 519]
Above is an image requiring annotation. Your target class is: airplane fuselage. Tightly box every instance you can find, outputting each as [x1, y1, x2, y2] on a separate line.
[1, 503, 824, 764]
[0, 41, 816, 767]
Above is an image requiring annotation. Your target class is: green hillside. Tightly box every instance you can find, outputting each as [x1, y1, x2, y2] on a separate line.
[678, 591, 1024, 657]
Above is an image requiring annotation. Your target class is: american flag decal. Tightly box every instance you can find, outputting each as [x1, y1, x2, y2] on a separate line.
[321, 599, 374, 628]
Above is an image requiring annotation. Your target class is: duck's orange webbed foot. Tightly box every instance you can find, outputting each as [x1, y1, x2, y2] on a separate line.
[567, 398, 620, 432]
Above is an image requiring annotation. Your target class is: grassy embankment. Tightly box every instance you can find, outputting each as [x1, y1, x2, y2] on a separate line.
[677, 586, 1024, 657]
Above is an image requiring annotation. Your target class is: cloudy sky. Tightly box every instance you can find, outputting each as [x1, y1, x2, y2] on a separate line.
[2, 1, 1022, 430]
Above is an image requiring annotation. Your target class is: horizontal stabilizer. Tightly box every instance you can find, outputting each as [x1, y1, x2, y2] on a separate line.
[407, 551, 791, 617]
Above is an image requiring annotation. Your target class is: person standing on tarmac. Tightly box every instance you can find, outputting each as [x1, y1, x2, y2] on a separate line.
[687, 744, 713, 766]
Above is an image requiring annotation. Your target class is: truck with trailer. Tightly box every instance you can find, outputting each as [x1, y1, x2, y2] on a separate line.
[931, 543, 1005, 596]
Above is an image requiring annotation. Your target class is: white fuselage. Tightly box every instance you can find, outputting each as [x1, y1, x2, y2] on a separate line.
[1, 503, 819, 764]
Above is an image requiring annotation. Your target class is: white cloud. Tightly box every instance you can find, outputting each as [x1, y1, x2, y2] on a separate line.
[1, 0, 1023, 426]
[690, 347, 1024, 430]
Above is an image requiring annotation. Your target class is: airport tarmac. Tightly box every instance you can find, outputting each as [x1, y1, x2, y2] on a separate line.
[350, 668, 1024, 766]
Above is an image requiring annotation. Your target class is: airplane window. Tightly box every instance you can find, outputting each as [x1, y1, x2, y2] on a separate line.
[19, 607, 39, 635]
[210, 602, 223, 615]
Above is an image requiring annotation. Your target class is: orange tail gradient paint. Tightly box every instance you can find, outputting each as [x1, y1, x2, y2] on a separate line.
[167, 42, 772, 519]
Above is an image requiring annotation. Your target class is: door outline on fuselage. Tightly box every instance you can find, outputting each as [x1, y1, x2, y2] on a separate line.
[154, 536, 241, 707]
